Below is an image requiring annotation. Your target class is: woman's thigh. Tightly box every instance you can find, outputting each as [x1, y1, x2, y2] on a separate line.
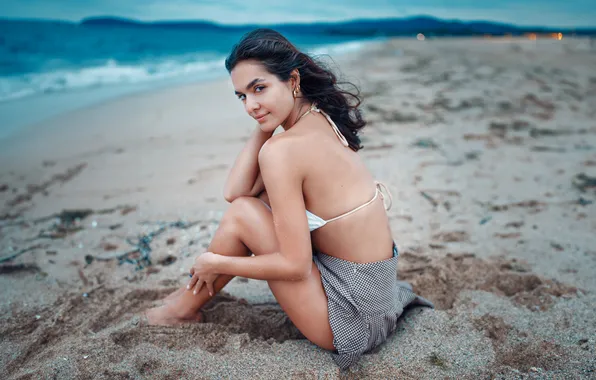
[231, 197, 335, 351]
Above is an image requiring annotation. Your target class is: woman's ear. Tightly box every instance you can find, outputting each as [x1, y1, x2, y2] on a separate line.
[290, 69, 300, 88]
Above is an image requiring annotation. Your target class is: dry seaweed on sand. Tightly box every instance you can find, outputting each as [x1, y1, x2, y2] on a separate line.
[0, 205, 137, 228]
[572, 173, 596, 193]
[93, 220, 200, 270]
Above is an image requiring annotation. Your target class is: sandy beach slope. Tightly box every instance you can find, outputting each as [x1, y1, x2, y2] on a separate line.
[1, 37, 595, 379]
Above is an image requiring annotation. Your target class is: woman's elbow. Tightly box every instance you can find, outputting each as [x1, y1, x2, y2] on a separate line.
[290, 261, 312, 281]
[223, 192, 236, 203]
[223, 187, 241, 203]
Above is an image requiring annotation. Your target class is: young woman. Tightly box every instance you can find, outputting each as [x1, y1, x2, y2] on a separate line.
[146, 28, 433, 369]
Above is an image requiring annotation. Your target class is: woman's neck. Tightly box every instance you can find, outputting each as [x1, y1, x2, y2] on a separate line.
[282, 101, 312, 131]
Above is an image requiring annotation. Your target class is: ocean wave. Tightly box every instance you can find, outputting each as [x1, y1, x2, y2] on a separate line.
[0, 40, 371, 103]
[308, 40, 369, 56]
[0, 55, 227, 103]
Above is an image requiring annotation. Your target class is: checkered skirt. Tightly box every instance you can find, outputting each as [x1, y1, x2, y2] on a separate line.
[312, 244, 434, 369]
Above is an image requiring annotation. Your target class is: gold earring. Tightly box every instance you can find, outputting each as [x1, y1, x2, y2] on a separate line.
[293, 88, 297, 98]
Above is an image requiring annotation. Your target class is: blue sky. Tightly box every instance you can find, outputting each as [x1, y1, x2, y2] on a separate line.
[2, 0, 594, 28]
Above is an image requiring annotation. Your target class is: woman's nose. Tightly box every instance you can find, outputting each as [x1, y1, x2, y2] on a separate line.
[245, 95, 260, 113]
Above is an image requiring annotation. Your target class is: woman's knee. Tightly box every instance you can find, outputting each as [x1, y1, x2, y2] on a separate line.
[220, 196, 263, 232]
[219, 196, 277, 254]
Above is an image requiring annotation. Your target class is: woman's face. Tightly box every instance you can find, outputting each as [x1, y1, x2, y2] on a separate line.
[230, 59, 295, 133]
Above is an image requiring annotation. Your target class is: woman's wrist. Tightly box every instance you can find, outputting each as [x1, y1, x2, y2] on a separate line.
[212, 252, 227, 273]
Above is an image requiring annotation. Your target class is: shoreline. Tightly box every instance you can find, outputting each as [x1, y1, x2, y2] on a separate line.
[3, 35, 589, 144]
[0, 37, 384, 143]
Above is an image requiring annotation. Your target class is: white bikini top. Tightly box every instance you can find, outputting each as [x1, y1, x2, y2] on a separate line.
[302, 104, 393, 232]
[306, 181, 393, 231]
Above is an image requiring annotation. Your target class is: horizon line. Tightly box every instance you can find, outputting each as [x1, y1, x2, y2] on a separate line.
[1, 14, 594, 31]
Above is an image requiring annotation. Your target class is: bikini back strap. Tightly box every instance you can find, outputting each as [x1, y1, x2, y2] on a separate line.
[324, 181, 393, 224]
[375, 181, 393, 211]
[324, 187, 379, 223]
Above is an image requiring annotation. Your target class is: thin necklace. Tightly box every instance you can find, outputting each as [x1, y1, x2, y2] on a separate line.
[293, 103, 314, 126]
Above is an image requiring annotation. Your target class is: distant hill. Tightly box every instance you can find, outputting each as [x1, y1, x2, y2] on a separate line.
[80, 16, 596, 36]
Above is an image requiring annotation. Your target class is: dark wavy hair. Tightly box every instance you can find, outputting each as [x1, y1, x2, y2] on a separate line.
[225, 28, 366, 151]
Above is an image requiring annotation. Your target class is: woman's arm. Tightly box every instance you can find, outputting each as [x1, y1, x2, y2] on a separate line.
[190, 136, 312, 284]
[220, 136, 313, 280]
[223, 125, 273, 202]
[214, 252, 309, 281]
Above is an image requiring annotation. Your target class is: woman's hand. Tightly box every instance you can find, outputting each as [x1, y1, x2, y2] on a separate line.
[187, 252, 220, 296]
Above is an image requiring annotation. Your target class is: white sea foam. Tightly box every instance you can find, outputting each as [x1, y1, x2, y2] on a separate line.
[0, 40, 373, 104]
[0, 55, 227, 103]
[308, 40, 368, 56]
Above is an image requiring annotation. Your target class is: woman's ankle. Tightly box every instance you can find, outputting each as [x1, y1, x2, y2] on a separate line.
[146, 304, 203, 325]
[166, 297, 203, 320]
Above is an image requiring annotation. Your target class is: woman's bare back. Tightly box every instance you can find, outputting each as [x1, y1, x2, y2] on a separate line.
[269, 112, 395, 263]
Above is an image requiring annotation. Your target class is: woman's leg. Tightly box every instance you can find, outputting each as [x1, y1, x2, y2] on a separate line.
[146, 198, 254, 323]
[146, 197, 335, 351]
[161, 192, 271, 305]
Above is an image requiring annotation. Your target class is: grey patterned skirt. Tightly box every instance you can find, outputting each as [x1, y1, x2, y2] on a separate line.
[312, 243, 434, 370]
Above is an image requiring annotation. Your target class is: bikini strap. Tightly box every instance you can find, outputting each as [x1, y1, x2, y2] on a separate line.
[324, 182, 392, 223]
[310, 104, 350, 147]
[375, 181, 393, 211]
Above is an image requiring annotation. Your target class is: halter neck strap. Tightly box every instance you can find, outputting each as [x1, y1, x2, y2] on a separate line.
[309, 104, 350, 148]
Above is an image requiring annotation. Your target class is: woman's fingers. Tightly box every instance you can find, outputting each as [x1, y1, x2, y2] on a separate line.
[205, 279, 214, 297]
[193, 277, 204, 295]
[190, 276, 215, 297]
[187, 270, 216, 296]
[187, 273, 198, 290]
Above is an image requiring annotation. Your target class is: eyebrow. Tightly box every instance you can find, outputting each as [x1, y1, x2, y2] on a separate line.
[235, 78, 265, 94]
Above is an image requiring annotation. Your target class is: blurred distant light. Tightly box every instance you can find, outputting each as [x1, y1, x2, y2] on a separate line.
[417, 33, 425, 41]
[551, 32, 563, 40]
[528, 33, 537, 40]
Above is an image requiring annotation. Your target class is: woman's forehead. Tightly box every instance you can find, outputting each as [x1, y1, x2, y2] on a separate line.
[231, 60, 269, 81]
[230, 60, 281, 92]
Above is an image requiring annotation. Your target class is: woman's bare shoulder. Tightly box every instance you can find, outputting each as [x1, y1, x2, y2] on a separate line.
[258, 129, 311, 163]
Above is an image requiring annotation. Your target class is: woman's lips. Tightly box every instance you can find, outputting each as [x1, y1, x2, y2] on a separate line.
[255, 113, 268, 122]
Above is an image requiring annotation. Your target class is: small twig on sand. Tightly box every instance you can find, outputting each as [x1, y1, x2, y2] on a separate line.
[0, 244, 45, 263]
[420, 191, 439, 207]
[94, 248, 140, 261]
[0, 263, 40, 275]
[476, 197, 593, 212]
[419, 189, 462, 197]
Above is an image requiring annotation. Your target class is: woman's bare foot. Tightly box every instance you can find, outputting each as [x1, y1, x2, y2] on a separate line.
[145, 303, 203, 326]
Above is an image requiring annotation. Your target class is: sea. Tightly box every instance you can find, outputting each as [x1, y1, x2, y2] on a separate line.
[0, 19, 380, 139]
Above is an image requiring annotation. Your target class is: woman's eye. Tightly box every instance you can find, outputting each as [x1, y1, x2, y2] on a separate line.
[237, 94, 246, 101]
[255, 86, 265, 92]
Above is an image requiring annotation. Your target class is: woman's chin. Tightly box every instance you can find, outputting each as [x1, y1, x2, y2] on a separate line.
[259, 122, 275, 133]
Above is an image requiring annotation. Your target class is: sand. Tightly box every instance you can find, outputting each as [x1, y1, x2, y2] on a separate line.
[1, 37, 595, 379]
